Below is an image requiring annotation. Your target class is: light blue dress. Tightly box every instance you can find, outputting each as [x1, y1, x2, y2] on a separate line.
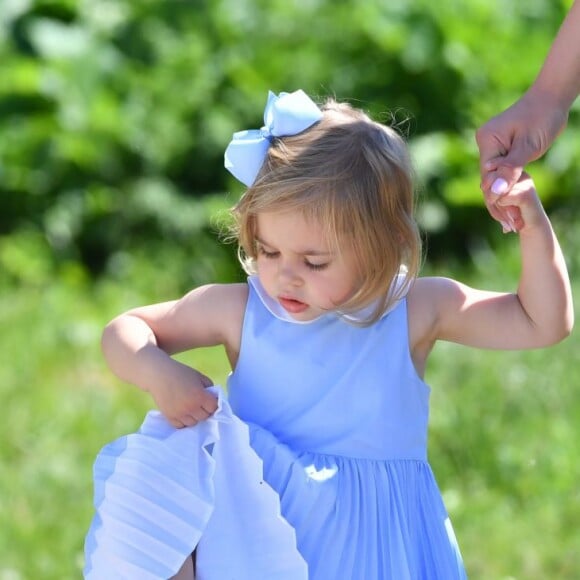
[84, 276, 467, 579]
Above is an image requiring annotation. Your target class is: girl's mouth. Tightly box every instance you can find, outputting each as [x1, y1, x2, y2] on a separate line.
[278, 296, 308, 314]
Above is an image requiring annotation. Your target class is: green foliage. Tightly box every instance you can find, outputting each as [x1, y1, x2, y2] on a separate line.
[1, 0, 579, 283]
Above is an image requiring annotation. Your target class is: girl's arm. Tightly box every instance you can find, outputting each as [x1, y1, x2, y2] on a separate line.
[101, 283, 248, 427]
[417, 174, 573, 351]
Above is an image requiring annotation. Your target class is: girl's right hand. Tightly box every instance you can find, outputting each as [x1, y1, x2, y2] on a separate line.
[148, 361, 218, 428]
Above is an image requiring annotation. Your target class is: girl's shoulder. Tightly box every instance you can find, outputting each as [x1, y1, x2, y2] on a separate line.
[206, 282, 249, 346]
[408, 275, 462, 301]
[196, 281, 249, 327]
[175, 282, 249, 351]
[407, 276, 466, 320]
[406, 276, 465, 349]
[202, 281, 249, 308]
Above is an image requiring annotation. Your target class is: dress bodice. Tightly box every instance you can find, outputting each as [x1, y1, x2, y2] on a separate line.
[227, 276, 431, 460]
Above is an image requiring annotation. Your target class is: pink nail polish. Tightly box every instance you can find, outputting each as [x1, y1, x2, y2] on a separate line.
[491, 178, 508, 195]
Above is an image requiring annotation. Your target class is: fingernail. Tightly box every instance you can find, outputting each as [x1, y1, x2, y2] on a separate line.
[491, 178, 508, 195]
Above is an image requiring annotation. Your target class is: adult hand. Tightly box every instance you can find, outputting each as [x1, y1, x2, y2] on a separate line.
[476, 90, 569, 197]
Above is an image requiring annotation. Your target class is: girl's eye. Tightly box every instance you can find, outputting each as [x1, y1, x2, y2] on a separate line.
[305, 261, 328, 271]
[257, 245, 328, 270]
[258, 246, 279, 259]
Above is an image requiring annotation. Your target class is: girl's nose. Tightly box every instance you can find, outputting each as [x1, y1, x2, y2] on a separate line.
[278, 262, 303, 286]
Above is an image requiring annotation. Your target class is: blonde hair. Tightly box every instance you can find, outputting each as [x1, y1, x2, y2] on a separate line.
[231, 98, 422, 325]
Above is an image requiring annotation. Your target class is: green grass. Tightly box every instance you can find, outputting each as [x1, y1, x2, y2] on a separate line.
[1, 238, 579, 579]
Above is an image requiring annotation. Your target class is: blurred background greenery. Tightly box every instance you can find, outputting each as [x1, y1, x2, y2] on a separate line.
[1, 0, 579, 578]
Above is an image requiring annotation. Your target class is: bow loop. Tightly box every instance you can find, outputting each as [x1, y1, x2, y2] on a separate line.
[225, 90, 322, 186]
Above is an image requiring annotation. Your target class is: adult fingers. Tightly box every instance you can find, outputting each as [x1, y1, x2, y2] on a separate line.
[475, 121, 509, 173]
[483, 133, 541, 196]
[483, 185, 521, 233]
[483, 196, 517, 233]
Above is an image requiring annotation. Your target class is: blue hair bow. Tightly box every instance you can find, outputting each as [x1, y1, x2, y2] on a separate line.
[224, 90, 323, 187]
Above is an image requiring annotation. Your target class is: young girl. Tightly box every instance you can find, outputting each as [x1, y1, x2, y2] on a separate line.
[84, 90, 573, 579]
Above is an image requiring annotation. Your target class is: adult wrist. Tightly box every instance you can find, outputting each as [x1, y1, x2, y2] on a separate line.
[528, 75, 577, 113]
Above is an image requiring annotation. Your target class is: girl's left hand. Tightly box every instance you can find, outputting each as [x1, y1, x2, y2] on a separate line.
[484, 172, 545, 234]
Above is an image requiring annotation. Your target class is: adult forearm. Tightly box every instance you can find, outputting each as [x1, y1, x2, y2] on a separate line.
[532, 0, 580, 110]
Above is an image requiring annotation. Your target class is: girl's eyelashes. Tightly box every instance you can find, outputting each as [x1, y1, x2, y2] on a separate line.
[257, 245, 329, 271]
[305, 261, 328, 271]
[257, 246, 279, 259]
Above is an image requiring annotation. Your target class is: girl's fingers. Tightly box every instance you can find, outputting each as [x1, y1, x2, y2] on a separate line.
[199, 372, 214, 388]
[181, 416, 199, 427]
[200, 390, 219, 414]
[482, 171, 534, 234]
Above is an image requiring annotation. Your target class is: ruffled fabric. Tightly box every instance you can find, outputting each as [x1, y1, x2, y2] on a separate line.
[84, 387, 307, 580]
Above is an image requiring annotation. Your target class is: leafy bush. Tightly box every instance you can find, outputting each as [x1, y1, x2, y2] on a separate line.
[1, 0, 578, 286]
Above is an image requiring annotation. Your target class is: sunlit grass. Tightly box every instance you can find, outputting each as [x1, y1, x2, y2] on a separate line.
[1, 230, 578, 579]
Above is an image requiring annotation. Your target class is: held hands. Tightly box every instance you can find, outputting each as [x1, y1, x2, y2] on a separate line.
[477, 87, 568, 233]
[484, 172, 545, 234]
[476, 89, 568, 206]
[148, 360, 218, 429]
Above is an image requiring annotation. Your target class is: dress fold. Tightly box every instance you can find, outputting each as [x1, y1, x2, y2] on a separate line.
[84, 387, 308, 580]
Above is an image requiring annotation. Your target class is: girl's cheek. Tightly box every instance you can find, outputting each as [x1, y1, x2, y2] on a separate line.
[256, 258, 273, 278]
